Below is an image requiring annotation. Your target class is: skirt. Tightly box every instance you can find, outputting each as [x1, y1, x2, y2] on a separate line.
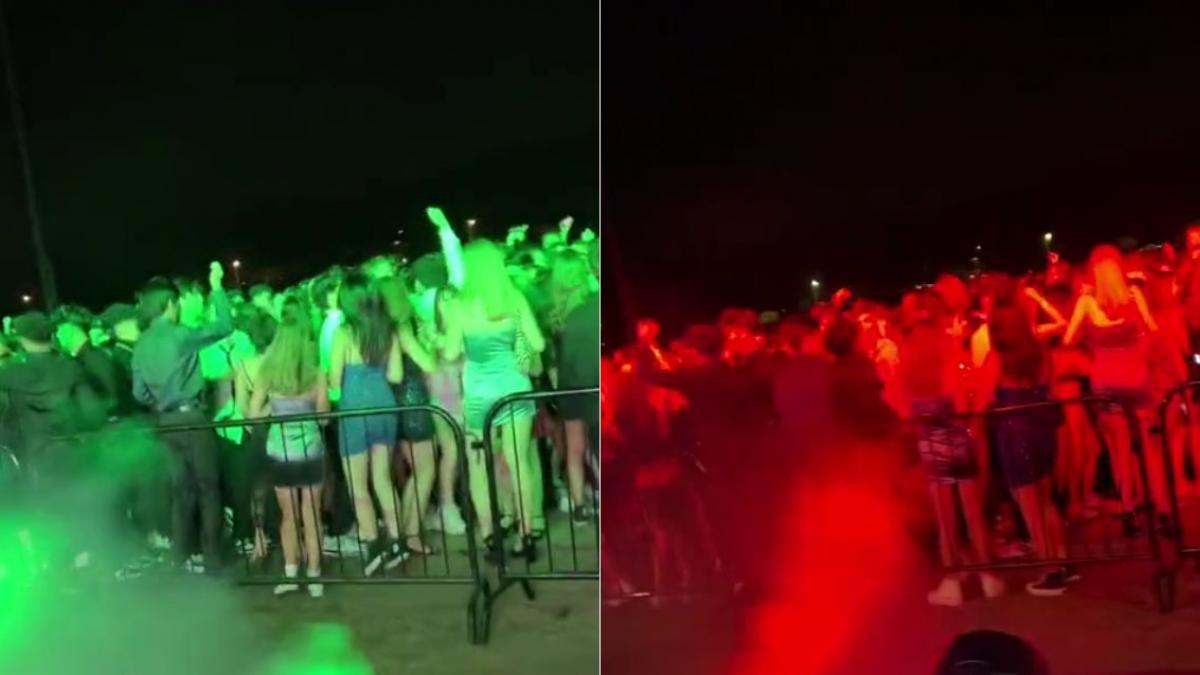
[270, 458, 325, 488]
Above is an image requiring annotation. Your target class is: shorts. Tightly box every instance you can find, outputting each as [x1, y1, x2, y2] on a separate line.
[270, 458, 325, 488]
[911, 398, 978, 484]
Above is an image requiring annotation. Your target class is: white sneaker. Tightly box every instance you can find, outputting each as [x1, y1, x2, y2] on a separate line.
[927, 576, 963, 607]
[273, 583, 300, 596]
[147, 532, 171, 552]
[440, 504, 467, 536]
[306, 570, 323, 598]
[980, 572, 1005, 599]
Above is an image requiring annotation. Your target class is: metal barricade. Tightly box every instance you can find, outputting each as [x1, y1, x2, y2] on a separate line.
[921, 395, 1172, 611]
[477, 388, 600, 639]
[142, 403, 490, 644]
[1154, 381, 1200, 611]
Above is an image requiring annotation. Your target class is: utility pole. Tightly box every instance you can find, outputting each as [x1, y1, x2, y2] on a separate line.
[0, 0, 57, 310]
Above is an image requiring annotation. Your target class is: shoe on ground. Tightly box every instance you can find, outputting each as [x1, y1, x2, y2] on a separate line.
[1062, 565, 1082, 583]
[362, 540, 387, 577]
[927, 576, 964, 607]
[306, 570, 323, 598]
[440, 504, 467, 536]
[273, 582, 300, 596]
[384, 540, 409, 571]
[425, 507, 444, 532]
[979, 572, 1005, 599]
[183, 558, 206, 575]
[1026, 569, 1069, 597]
[147, 532, 171, 552]
[572, 505, 594, 526]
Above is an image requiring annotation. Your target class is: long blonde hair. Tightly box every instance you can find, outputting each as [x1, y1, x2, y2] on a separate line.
[1089, 244, 1131, 312]
[258, 298, 320, 396]
[460, 239, 520, 319]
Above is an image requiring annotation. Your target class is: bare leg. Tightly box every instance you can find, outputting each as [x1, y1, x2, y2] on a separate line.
[956, 479, 991, 565]
[499, 416, 538, 536]
[433, 416, 459, 509]
[1036, 478, 1067, 559]
[1013, 484, 1048, 559]
[565, 419, 590, 510]
[275, 487, 299, 568]
[369, 444, 402, 540]
[928, 483, 961, 568]
[300, 485, 323, 573]
[341, 453, 378, 543]
[400, 439, 437, 551]
[465, 435, 494, 539]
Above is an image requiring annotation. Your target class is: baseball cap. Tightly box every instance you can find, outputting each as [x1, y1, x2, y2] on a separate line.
[12, 312, 53, 343]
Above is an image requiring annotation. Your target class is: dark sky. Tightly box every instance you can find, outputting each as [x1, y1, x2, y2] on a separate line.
[0, 1, 597, 313]
[604, 8, 1200, 340]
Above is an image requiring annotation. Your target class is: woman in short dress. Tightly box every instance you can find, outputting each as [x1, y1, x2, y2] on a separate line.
[442, 239, 546, 559]
[250, 298, 328, 597]
[330, 273, 407, 575]
[1065, 245, 1162, 524]
[899, 289, 1001, 606]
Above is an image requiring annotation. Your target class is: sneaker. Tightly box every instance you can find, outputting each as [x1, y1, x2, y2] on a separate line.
[572, 505, 594, 527]
[384, 540, 409, 571]
[979, 572, 1006, 599]
[557, 490, 571, 516]
[1062, 565, 1082, 583]
[146, 532, 171, 552]
[362, 540, 386, 577]
[183, 557, 206, 575]
[306, 570, 323, 598]
[1026, 569, 1069, 597]
[440, 504, 467, 536]
[927, 576, 964, 607]
[273, 582, 300, 596]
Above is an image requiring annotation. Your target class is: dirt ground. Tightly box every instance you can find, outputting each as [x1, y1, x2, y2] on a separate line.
[603, 559, 1200, 675]
[242, 580, 599, 675]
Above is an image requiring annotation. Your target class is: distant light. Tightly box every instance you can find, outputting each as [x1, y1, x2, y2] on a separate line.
[232, 260, 241, 269]
[401, 258, 409, 264]
[392, 240, 401, 246]
[975, 244, 982, 252]
[810, 279, 821, 288]
[466, 219, 477, 227]
[1043, 232, 1053, 243]
[20, 295, 31, 304]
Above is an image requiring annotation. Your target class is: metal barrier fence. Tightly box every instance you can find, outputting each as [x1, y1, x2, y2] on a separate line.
[922, 395, 1174, 612]
[1156, 381, 1200, 611]
[477, 387, 600, 639]
[24, 403, 491, 644]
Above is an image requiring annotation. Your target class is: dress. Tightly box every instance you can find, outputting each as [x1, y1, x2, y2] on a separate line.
[338, 364, 397, 456]
[267, 394, 325, 486]
[992, 384, 1060, 488]
[462, 322, 535, 434]
[394, 354, 435, 442]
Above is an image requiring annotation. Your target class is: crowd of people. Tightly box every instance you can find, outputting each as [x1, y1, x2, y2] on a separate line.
[0, 208, 600, 597]
[602, 223, 1200, 608]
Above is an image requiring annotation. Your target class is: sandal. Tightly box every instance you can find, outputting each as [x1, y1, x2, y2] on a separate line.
[405, 537, 436, 556]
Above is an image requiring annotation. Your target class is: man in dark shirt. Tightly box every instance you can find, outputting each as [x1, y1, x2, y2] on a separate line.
[0, 312, 93, 482]
[53, 305, 122, 420]
[100, 303, 141, 416]
[133, 262, 233, 572]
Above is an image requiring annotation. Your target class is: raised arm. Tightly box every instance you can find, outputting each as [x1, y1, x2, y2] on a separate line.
[185, 262, 235, 350]
[398, 322, 436, 373]
[1063, 296, 1090, 347]
[1025, 287, 1067, 337]
[1131, 286, 1159, 333]
[426, 206, 465, 289]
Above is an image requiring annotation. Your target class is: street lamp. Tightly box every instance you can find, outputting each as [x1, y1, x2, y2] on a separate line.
[231, 259, 242, 287]
[810, 278, 821, 303]
[466, 218, 477, 241]
[1043, 232, 1053, 248]
[20, 294, 31, 305]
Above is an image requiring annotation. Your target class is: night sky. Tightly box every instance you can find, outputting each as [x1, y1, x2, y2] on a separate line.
[0, 1, 597, 313]
[604, 9, 1200, 341]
